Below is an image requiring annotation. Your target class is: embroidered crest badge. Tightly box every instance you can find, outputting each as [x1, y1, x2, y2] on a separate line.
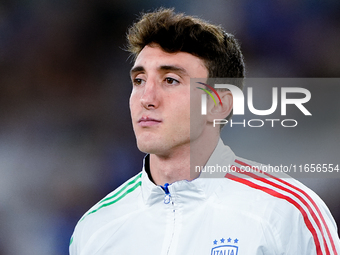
[211, 237, 239, 255]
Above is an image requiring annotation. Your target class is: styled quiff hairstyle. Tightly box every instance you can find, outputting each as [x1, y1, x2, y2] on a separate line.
[126, 8, 245, 84]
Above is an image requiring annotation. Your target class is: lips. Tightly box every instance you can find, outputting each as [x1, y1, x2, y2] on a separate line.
[138, 116, 162, 127]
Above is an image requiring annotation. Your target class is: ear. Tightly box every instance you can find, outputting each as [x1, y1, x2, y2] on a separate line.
[206, 90, 233, 122]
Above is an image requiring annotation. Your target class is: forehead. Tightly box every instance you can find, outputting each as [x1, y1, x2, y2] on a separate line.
[132, 44, 208, 77]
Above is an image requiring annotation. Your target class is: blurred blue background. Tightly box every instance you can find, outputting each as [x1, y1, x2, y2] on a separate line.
[0, 0, 339, 254]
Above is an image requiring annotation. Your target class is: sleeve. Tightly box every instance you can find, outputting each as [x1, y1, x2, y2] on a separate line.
[283, 186, 340, 255]
[69, 234, 78, 255]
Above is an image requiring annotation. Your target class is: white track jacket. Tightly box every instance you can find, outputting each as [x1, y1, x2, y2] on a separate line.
[70, 140, 340, 255]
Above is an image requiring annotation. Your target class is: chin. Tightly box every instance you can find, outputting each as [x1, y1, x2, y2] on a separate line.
[136, 139, 162, 154]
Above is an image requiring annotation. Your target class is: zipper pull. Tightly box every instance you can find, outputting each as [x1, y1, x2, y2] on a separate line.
[161, 183, 171, 204]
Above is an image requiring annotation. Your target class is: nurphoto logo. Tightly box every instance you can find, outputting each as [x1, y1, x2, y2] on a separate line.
[197, 81, 312, 128]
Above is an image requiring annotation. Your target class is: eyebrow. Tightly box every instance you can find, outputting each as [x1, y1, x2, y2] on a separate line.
[130, 65, 188, 77]
[158, 65, 187, 75]
[130, 66, 145, 76]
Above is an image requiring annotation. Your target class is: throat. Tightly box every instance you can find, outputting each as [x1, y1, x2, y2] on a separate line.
[149, 153, 194, 186]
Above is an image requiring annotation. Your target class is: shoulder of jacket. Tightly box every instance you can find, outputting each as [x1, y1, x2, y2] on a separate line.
[70, 172, 143, 252]
[82, 171, 142, 220]
[216, 156, 339, 254]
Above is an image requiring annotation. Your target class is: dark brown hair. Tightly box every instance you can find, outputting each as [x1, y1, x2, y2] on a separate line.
[126, 8, 245, 84]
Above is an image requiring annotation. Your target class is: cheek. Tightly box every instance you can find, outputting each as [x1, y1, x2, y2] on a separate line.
[189, 92, 207, 136]
[175, 93, 191, 119]
[163, 94, 190, 131]
[190, 91, 205, 118]
[129, 92, 138, 113]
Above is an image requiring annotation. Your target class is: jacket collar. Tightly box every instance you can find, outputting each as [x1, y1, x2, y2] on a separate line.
[199, 138, 236, 178]
[140, 139, 236, 205]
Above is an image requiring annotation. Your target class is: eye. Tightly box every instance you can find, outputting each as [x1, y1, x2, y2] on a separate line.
[132, 78, 145, 86]
[165, 77, 179, 85]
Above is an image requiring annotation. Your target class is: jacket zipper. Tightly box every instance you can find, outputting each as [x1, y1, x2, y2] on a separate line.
[161, 183, 176, 254]
[161, 183, 171, 204]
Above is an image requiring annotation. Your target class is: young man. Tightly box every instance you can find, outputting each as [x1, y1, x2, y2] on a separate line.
[70, 8, 340, 255]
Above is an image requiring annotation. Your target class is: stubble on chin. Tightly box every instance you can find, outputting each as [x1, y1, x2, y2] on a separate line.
[135, 135, 162, 154]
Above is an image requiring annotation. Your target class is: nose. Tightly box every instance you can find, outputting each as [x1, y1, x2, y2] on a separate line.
[140, 80, 159, 110]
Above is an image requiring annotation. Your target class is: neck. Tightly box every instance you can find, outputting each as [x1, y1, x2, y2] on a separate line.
[149, 128, 220, 186]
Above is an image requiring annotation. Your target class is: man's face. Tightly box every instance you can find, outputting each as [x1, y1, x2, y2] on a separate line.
[129, 44, 208, 156]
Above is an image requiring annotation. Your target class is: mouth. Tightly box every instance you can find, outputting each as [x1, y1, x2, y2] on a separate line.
[138, 116, 162, 127]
